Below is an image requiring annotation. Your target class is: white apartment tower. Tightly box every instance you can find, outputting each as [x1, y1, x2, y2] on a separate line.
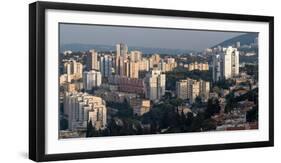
[83, 70, 102, 91]
[223, 46, 239, 79]
[212, 46, 239, 81]
[64, 92, 107, 130]
[145, 69, 166, 101]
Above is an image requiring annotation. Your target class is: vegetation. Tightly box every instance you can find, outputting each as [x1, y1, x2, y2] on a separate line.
[225, 88, 258, 113]
[240, 64, 258, 80]
[205, 98, 221, 118]
[246, 106, 258, 122]
[59, 118, 68, 130]
[85, 96, 222, 137]
[106, 99, 133, 118]
[213, 79, 236, 90]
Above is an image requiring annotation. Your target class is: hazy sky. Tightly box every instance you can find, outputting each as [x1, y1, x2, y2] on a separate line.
[60, 23, 246, 51]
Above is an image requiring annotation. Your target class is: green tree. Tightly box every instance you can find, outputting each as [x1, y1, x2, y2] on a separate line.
[246, 106, 258, 122]
[205, 98, 221, 118]
[225, 92, 237, 113]
[86, 120, 96, 137]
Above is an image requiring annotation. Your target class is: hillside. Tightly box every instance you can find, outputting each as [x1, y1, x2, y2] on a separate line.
[212, 33, 258, 48]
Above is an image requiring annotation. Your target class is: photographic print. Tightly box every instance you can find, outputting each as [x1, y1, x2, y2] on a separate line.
[58, 23, 259, 139]
[29, 2, 273, 161]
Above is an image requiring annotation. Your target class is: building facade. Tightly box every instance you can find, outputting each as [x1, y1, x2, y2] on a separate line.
[83, 70, 102, 91]
[176, 78, 210, 103]
[176, 79, 188, 100]
[115, 43, 128, 76]
[87, 49, 99, 71]
[100, 54, 113, 78]
[63, 92, 107, 131]
[145, 69, 166, 101]
[212, 54, 223, 82]
[223, 46, 239, 79]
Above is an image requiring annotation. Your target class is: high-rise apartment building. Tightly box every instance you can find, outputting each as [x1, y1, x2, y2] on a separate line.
[187, 78, 200, 103]
[100, 54, 113, 78]
[63, 59, 83, 82]
[145, 69, 166, 101]
[149, 54, 161, 68]
[212, 47, 239, 81]
[83, 70, 102, 91]
[223, 46, 239, 79]
[87, 49, 99, 71]
[64, 92, 107, 130]
[138, 58, 149, 71]
[212, 54, 223, 82]
[129, 50, 142, 62]
[200, 80, 210, 101]
[176, 78, 210, 103]
[176, 80, 188, 100]
[115, 43, 128, 76]
[128, 61, 139, 79]
[188, 62, 209, 71]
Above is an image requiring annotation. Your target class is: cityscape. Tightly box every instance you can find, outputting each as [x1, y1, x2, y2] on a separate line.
[59, 24, 259, 139]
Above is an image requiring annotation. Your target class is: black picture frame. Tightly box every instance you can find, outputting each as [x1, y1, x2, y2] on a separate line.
[29, 1, 274, 162]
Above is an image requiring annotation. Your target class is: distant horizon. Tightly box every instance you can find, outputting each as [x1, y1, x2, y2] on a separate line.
[60, 23, 247, 52]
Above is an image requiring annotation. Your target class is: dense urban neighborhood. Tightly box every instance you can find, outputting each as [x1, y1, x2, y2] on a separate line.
[59, 33, 259, 139]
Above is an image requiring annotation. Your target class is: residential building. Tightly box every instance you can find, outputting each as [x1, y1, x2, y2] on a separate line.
[145, 69, 166, 101]
[129, 50, 142, 62]
[63, 92, 107, 130]
[223, 46, 239, 79]
[212, 54, 223, 82]
[87, 49, 99, 71]
[63, 59, 83, 81]
[176, 78, 210, 103]
[83, 70, 102, 91]
[100, 54, 113, 78]
[176, 79, 188, 100]
[115, 43, 128, 76]
[149, 53, 161, 68]
[108, 75, 145, 95]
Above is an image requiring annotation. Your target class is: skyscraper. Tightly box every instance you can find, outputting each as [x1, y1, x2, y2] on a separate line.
[87, 49, 99, 71]
[212, 47, 239, 81]
[100, 54, 113, 78]
[212, 54, 223, 82]
[83, 70, 102, 91]
[115, 43, 128, 76]
[145, 69, 166, 101]
[223, 46, 239, 79]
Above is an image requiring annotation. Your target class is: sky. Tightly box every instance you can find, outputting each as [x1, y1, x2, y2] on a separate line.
[59, 23, 246, 52]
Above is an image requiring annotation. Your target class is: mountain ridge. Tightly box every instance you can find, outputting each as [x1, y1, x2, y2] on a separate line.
[212, 33, 258, 48]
